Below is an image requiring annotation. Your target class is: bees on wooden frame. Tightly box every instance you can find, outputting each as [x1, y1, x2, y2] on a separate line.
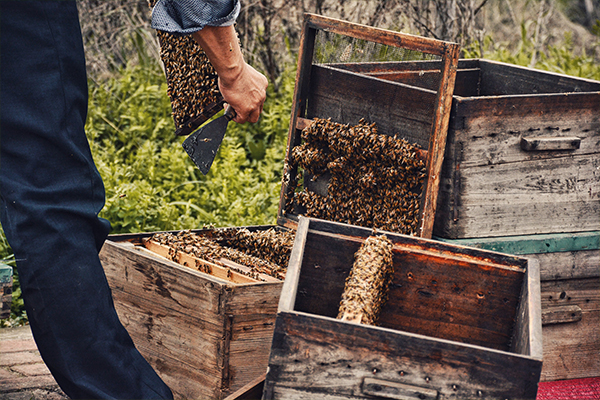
[337, 234, 394, 326]
[286, 117, 426, 236]
[149, 228, 294, 281]
[147, 0, 222, 132]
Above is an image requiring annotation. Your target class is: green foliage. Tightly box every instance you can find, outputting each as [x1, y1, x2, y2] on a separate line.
[0, 228, 27, 328]
[86, 59, 293, 233]
[463, 24, 600, 80]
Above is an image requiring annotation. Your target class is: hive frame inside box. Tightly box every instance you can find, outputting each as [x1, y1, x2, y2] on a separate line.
[100, 226, 287, 400]
[277, 14, 460, 238]
[264, 216, 543, 400]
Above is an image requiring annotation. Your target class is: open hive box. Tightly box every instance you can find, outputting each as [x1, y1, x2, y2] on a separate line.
[325, 57, 600, 381]
[264, 216, 543, 400]
[100, 226, 292, 399]
[101, 14, 463, 399]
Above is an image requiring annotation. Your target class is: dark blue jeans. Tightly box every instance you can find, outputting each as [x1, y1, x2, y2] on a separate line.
[0, 2, 173, 399]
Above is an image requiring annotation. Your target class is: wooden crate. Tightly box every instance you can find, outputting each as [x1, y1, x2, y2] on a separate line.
[264, 216, 543, 400]
[99, 228, 285, 400]
[439, 232, 600, 382]
[432, 59, 600, 238]
[332, 58, 600, 238]
[277, 14, 460, 238]
[0, 262, 12, 320]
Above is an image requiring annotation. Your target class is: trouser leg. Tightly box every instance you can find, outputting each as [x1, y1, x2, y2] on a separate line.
[0, 2, 173, 399]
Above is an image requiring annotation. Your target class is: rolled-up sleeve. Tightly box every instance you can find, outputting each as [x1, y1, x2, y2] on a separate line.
[151, 0, 240, 34]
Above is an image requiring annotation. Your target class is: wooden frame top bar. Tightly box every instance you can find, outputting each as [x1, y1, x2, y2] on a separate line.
[305, 13, 458, 57]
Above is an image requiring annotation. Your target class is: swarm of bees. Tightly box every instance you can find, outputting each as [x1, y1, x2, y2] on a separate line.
[147, 0, 222, 135]
[147, 228, 294, 281]
[286, 118, 426, 235]
[337, 234, 394, 326]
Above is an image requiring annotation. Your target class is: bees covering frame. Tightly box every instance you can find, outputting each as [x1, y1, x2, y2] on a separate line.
[147, 0, 224, 136]
[145, 228, 294, 281]
[285, 118, 426, 236]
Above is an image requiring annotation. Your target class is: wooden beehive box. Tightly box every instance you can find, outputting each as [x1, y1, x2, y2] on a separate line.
[264, 216, 543, 400]
[334, 58, 599, 382]
[99, 227, 286, 399]
[432, 59, 600, 239]
[439, 232, 599, 382]
[277, 14, 460, 239]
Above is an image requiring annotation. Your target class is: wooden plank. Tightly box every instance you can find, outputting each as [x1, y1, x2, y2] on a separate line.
[265, 311, 541, 400]
[101, 241, 226, 318]
[540, 277, 600, 381]
[433, 231, 600, 255]
[435, 154, 600, 238]
[278, 216, 309, 311]
[447, 104, 599, 168]
[534, 249, 600, 281]
[307, 65, 436, 148]
[305, 14, 459, 57]
[419, 43, 459, 238]
[510, 258, 543, 359]
[520, 136, 581, 151]
[479, 59, 600, 96]
[542, 305, 582, 325]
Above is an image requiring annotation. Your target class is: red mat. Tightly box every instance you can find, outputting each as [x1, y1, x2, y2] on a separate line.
[537, 377, 600, 400]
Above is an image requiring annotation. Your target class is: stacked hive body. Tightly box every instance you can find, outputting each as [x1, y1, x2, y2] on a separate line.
[326, 57, 600, 383]
[427, 59, 599, 382]
[100, 226, 293, 399]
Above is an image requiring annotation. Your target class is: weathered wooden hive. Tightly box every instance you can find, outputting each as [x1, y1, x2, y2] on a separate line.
[264, 217, 543, 400]
[325, 56, 600, 382]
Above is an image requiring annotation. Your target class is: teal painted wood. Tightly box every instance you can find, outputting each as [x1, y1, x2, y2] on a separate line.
[0, 262, 13, 284]
[434, 231, 600, 255]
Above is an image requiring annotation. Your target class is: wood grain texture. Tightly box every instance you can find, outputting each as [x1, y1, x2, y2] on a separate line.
[100, 236, 283, 399]
[269, 217, 540, 399]
[304, 14, 459, 57]
[307, 65, 435, 148]
[265, 311, 541, 400]
[540, 277, 600, 381]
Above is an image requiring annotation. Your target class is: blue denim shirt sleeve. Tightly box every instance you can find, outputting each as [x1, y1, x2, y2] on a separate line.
[151, 0, 240, 34]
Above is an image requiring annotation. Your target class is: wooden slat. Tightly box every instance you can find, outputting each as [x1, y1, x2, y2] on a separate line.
[143, 239, 280, 283]
[542, 305, 583, 325]
[540, 277, 600, 381]
[435, 154, 600, 238]
[305, 14, 458, 57]
[307, 65, 435, 148]
[265, 311, 541, 400]
[479, 59, 600, 96]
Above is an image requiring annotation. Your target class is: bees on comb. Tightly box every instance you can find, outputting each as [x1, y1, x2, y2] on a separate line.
[286, 118, 426, 235]
[337, 234, 394, 326]
[148, 228, 294, 281]
[147, 0, 223, 135]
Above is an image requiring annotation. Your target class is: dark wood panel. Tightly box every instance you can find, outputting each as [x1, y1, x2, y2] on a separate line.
[479, 59, 600, 96]
[265, 311, 541, 400]
[307, 65, 436, 148]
